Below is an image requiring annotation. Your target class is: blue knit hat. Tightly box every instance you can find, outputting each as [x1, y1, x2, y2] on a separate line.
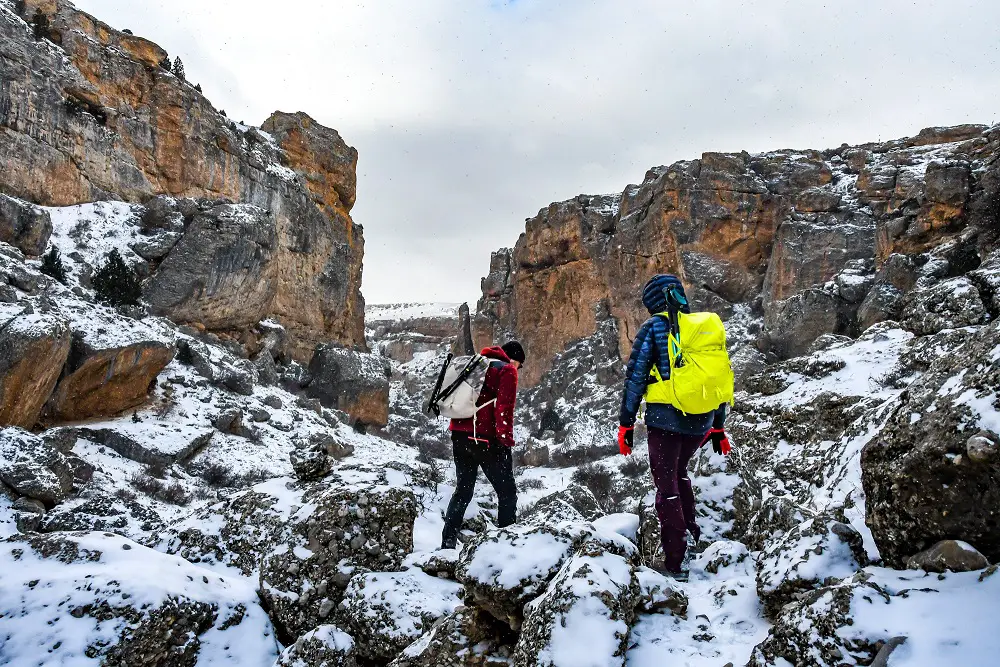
[641, 274, 689, 315]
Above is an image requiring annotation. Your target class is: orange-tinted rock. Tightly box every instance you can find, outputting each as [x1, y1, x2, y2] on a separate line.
[46, 338, 174, 423]
[0, 312, 71, 428]
[0, 1, 365, 358]
[477, 125, 997, 372]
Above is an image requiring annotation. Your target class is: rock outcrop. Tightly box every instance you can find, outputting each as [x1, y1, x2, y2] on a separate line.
[862, 318, 1000, 566]
[0, 310, 71, 428]
[476, 124, 1000, 385]
[259, 476, 418, 640]
[307, 344, 391, 427]
[0, 0, 365, 358]
[0, 194, 51, 256]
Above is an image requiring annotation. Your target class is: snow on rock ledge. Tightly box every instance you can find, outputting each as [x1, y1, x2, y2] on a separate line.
[748, 567, 1000, 667]
[513, 541, 639, 667]
[756, 513, 869, 618]
[337, 570, 463, 661]
[0, 531, 277, 666]
[275, 624, 358, 667]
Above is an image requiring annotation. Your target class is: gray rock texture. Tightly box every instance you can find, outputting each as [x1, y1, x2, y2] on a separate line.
[862, 319, 1000, 566]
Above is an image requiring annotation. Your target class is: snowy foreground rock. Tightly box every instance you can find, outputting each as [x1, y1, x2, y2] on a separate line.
[0, 531, 276, 665]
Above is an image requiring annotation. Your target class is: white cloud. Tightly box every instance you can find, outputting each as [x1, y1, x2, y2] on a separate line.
[74, 0, 1000, 306]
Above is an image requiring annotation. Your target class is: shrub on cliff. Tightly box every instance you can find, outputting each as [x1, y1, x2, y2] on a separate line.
[92, 249, 142, 306]
[14, 0, 26, 18]
[172, 57, 185, 80]
[40, 246, 68, 284]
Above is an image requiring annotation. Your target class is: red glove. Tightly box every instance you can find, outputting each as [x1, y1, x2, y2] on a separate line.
[702, 428, 731, 455]
[618, 426, 634, 456]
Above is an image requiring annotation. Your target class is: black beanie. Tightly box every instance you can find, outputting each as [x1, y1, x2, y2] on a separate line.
[502, 340, 526, 364]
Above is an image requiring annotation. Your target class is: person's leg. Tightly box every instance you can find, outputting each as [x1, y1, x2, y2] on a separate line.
[441, 432, 479, 548]
[677, 434, 703, 543]
[646, 427, 688, 573]
[480, 441, 518, 528]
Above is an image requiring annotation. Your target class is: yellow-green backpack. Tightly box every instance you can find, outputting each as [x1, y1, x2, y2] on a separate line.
[645, 311, 735, 415]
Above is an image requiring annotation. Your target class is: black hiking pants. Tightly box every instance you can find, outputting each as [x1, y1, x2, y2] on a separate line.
[441, 432, 517, 546]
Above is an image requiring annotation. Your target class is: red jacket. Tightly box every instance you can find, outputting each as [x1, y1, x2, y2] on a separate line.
[449, 346, 518, 447]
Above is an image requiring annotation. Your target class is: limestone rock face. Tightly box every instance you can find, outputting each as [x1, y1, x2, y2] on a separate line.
[0, 194, 52, 256]
[475, 125, 1000, 382]
[0, 0, 365, 357]
[862, 319, 1000, 566]
[0, 311, 71, 428]
[307, 345, 390, 427]
[144, 203, 278, 330]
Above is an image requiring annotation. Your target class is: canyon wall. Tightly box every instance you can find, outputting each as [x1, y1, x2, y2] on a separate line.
[476, 125, 1000, 386]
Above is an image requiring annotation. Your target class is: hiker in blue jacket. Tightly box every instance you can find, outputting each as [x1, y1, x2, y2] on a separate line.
[617, 274, 731, 580]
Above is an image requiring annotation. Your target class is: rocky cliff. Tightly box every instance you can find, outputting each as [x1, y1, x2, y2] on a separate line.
[476, 124, 1000, 386]
[0, 0, 365, 359]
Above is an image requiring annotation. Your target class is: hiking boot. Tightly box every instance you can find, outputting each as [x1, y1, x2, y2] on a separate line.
[440, 537, 458, 551]
[650, 558, 689, 583]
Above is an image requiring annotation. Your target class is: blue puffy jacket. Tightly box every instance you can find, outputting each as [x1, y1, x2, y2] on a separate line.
[618, 275, 727, 435]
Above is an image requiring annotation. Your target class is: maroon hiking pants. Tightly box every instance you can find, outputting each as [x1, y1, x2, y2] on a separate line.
[647, 427, 703, 573]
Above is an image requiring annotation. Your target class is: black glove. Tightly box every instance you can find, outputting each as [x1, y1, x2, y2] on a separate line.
[702, 428, 732, 456]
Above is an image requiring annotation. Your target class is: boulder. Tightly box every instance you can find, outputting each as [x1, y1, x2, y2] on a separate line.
[290, 447, 332, 481]
[144, 203, 279, 330]
[513, 541, 639, 667]
[307, 344, 390, 427]
[634, 566, 688, 616]
[275, 625, 358, 667]
[762, 288, 852, 359]
[455, 523, 583, 629]
[857, 282, 904, 330]
[900, 276, 988, 335]
[0, 194, 52, 255]
[521, 484, 605, 525]
[0, 428, 73, 506]
[862, 319, 1000, 566]
[409, 549, 461, 580]
[158, 478, 304, 576]
[337, 570, 462, 661]
[179, 338, 256, 396]
[0, 311, 71, 428]
[389, 607, 515, 667]
[756, 515, 869, 618]
[260, 479, 418, 639]
[46, 328, 174, 422]
[69, 423, 212, 469]
[906, 539, 990, 573]
[0, 531, 275, 665]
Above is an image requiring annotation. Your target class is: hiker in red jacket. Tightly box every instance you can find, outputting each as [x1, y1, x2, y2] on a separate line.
[440, 341, 525, 550]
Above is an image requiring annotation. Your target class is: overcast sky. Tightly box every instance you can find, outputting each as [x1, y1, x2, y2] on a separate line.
[74, 0, 1000, 306]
